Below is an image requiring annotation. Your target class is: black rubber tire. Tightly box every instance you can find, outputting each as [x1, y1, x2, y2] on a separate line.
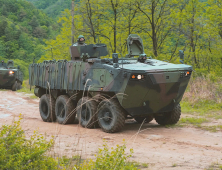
[155, 104, 181, 125]
[17, 82, 22, 90]
[12, 81, 18, 91]
[55, 95, 76, 124]
[39, 94, 56, 122]
[77, 97, 98, 128]
[97, 98, 126, 133]
[134, 116, 153, 124]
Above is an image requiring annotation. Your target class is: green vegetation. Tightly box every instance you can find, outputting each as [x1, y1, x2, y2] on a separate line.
[2, 0, 222, 78]
[0, 118, 57, 169]
[207, 162, 222, 170]
[37, 0, 222, 77]
[0, 119, 139, 169]
[17, 79, 37, 98]
[141, 163, 149, 168]
[180, 117, 208, 125]
[202, 125, 222, 132]
[177, 75, 222, 131]
[181, 75, 222, 117]
[0, 0, 60, 79]
[172, 163, 178, 167]
[27, 0, 76, 18]
[78, 141, 138, 170]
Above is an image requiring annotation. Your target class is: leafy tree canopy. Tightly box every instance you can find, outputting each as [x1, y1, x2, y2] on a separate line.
[0, 0, 60, 79]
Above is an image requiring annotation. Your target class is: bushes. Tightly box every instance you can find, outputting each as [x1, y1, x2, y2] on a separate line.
[0, 118, 57, 170]
[0, 118, 138, 170]
[78, 141, 137, 170]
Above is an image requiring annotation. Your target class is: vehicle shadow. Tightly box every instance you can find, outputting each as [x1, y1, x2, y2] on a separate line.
[122, 119, 167, 133]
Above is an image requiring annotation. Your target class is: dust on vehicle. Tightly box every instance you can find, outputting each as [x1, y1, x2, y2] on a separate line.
[29, 34, 192, 133]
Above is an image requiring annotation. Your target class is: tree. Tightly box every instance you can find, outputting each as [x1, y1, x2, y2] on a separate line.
[29, 15, 40, 29]
[134, 0, 179, 57]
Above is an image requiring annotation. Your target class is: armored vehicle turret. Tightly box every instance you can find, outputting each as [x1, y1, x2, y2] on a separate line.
[0, 60, 23, 91]
[29, 34, 192, 133]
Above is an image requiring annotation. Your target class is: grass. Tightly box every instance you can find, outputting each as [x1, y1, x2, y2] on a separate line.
[179, 117, 208, 125]
[181, 101, 222, 119]
[17, 79, 37, 99]
[172, 163, 177, 167]
[182, 75, 222, 118]
[201, 125, 222, 132]
[178, 75, 222, 132]
[206, 162, 222, 170]
[141, 163, 149, 168]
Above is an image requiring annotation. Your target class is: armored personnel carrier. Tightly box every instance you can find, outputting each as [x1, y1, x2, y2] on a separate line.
[0, 60, 23, 91]
[29, 34, 192, 133]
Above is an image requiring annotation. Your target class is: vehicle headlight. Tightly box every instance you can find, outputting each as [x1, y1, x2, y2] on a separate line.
[9, 71, 14, 75]
[131, 74, 145, 80]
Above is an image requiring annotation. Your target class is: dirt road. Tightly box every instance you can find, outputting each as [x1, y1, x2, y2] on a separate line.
[0, 90, 221, 170]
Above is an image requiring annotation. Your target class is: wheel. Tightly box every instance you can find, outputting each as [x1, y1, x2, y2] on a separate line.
[97, 98, 125, 133]
[12, 81, 18, 91]
[134, 116, 153, 124]
[39, 94, 56, 122]
[77, 97, 98, 128]
[55, 95, 76, 124]
[17, 82, 22, 90]
[155, 104, 181, 125]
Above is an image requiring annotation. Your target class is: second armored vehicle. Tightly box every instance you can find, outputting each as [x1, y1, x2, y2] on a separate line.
[29, 34, 192, 133]
[0, 60, 23, 91]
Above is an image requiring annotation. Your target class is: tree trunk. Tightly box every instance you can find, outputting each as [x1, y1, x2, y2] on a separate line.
[190, 5, 198, 66]
[87, 0, 96, 43]
[71, 1, 75, 45]
[114, 7, 117, 53]
[151, 1, 158, 57]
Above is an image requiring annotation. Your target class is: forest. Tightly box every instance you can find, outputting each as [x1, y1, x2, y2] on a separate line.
[1, 0, 222, 78]
[0, 0, 60, 78]
[26, 0, 78, 17]
[39, 0, 222, 77]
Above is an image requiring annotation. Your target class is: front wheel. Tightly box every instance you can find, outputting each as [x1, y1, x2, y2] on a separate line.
[154, 104, 181, 125]
[97, 99, 125, 133]
[12, 81, 18, 91]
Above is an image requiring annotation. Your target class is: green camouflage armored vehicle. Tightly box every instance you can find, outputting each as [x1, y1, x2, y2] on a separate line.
[29, 34, 192, 133]
[0, 60, 23, 91]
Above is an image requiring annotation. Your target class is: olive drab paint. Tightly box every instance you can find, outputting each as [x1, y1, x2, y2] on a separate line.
[29, 34, 192, 119]
[0, 60, 23, 89]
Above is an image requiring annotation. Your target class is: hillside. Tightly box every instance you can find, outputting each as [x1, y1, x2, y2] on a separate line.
[0, 0, 60, 78]
[27, 0, 79, 17]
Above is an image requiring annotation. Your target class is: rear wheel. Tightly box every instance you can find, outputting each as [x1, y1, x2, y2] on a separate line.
[39, 94, 56, 122]
[97, 99, 125, 133]
[155, 104, 181, 125]
[134, 116, 153, 124]
[77, 97, 98, 128]
[55, 95, 76, 124]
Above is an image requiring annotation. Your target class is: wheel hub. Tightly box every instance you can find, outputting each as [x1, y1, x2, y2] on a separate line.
[81, 106, 90, 121]
[42, 102, 48, 115]
[103, 112, 111, 122]
[58, 103, 65, 118]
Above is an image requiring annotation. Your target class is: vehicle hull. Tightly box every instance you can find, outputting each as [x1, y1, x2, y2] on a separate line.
[29, 59, 192, 116]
